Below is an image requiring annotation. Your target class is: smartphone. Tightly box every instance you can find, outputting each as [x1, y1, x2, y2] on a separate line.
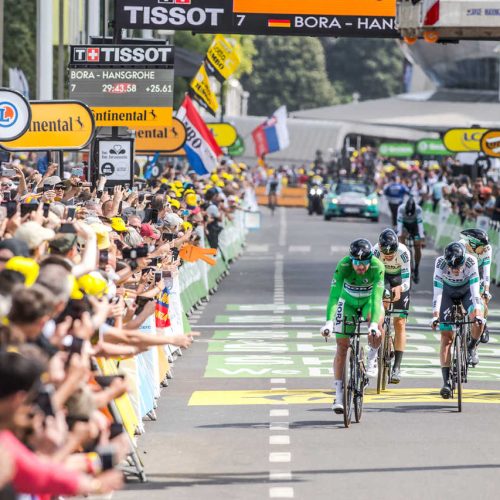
[135, 296, 153, 308]
[150, 209, 159, 224]
[94, 375, 125, 388]
[43, 184, 52, 192]
[2, 168, 16, 178]
[20, 203, 39, 217]
[35, 385, 55, 417]
[59, 223, 76, 234]
[162, 233, 175, 242]
[110, 423, 124, 439]
[150, 257, 159, 266]
[2, 200, 17, 218]
[172, 248, 179, 261]
[66, 206, 76, 220]
[114, 239, 125, 252]
[154, 271, 162, 284]
[122, 246, 149, 259]
[99, 250, 109, 267]
[2, 190, 10, 201]
[162, 270, 172, 278]
[43, 203, 50, 218]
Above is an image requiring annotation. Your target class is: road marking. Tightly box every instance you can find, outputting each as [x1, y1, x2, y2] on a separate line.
[270, 487, 294, 498]
[279, 207, 286, 246]
[189, 388, 500, 406]
[269, 452, 291, 463]
[288, 245, 311, 253]
[270, 435, 290, 445]
[270, 422, 289, 431]
[247, 244, 270, 253]
[271, 387, 287, 391]
[270, 409, 289, 417]
[271, 378, 287, 384]
[270, 471, 292, 481]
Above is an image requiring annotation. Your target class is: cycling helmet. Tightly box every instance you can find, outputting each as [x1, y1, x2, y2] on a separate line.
[349, 239, 373, 261]
[460, 228, 489, 249]
[379, 228, 398, 255]
[444, 242, 466, 269]
[404, 197, 416, 216]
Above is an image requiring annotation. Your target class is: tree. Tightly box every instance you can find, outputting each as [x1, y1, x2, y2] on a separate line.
[3, 0, 36, 95]
[322, 38, 405, 102]
[241, 36, 336, 116]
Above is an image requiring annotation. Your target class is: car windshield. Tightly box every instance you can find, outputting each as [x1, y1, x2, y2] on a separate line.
[335, 183, 370, 196]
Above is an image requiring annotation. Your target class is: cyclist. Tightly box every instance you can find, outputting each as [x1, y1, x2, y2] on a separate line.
[459, 228, 492, 344]
[431, 242, 484, 399]
[265, 170, 281, 213]
[372, 228, 411, 384]
[397, 197, 425, 284]
[320, 238, 385, 414]
[383, 175, 409, 226]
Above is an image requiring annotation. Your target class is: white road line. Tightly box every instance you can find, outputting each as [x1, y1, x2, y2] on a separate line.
[270, 422, 290, 431]
[270, 436, 290, 445]
[269, 471, 293, 481]
[270, 409, 289, 417]
[271, 378, 286, 384]
[269, 452, 291, 463]
[270, 387, 287, 391]
[269, 487, 294, 498]
[288, 245, 311, 253]
[247, 244, 270, 253]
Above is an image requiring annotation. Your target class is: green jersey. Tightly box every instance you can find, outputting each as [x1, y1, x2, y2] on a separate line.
[326, 255, 385, 324]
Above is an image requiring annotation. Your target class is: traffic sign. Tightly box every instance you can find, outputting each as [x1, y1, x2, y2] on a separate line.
[416, 138, 451, 156]
[91, 106, 172, 127]
[116, 0, 397, 38]
[379, 142, 415, 158]
[480, 130, 500, 158]
[135, 118, 187, 152]
[0, 101, 94, 151]
[207, 123, 238, 148]
[97, 138, 134, 186]
[0, 89, 31, 142]
[443, 128, 487, 153]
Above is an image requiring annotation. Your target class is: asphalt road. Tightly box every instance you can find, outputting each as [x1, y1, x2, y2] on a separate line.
[117, 207, 500, 500]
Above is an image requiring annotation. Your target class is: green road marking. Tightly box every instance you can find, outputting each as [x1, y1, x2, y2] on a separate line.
[204, 354, 500, 379]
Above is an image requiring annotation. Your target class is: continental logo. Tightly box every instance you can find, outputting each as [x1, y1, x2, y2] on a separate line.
[29, 116, 86, 132]
[481, 130, 500, 158]
[91, 106, 172, 127]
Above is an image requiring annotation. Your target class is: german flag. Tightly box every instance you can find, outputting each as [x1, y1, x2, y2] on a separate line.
[268, 18, 291, 28]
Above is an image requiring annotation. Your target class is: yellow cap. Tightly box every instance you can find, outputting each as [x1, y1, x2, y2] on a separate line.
[110, 217, 128, 233]
[185, 193, 197, 207]
[5, 257, 40, 287]
[77, 272, 108, 298]
[68, 275, 84, 300]
[174, 180, 183, 188]
[170, 199, 181, 210]
[210, 174, 219, 183]
[90, 223, 111, 250]
[182, 221, 193, 232]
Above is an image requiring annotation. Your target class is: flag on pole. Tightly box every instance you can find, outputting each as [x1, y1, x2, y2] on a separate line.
[176, 95, 223, 176]
[251, 106, 290, 158]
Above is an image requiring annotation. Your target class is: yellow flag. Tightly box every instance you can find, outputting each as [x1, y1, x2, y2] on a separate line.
[205, 35, 242, 82]
[189, 64, 219, 117]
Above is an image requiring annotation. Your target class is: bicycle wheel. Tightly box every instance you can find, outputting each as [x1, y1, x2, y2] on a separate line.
[343, 346, 354, 428]
[461, 325, 469, 383]
[454, 335, 463, 412]
[355, 346, 365, 423]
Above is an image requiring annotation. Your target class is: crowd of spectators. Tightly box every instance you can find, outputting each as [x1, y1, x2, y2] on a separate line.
[0, 156, 251, 498]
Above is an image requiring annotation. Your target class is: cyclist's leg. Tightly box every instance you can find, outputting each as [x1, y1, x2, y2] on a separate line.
[414, 237, 422, 275]
[463, 292, 483, 364]
[392, 287, 410, 379]
[438, 289, 454, 393]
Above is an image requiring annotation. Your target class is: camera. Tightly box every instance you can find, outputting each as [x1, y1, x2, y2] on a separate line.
[122, 245, 154, 259]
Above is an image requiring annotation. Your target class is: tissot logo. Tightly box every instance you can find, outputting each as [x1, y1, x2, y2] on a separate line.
[87, 48, 100, 62]
[122, 5, 224, 27]
[71, 45, 174, 67]
[159, 0, 191, 4]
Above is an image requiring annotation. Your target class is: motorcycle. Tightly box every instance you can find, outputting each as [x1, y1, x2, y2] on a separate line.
[308, 185, 325, 215]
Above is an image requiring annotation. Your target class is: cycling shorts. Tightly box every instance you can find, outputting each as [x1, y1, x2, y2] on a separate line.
[333, 297, 372, 339]
[438, 283, 475, 331]
[403, 222, 420, 239]
[384, 274, 410, 318]
[268, 182, 279, 193]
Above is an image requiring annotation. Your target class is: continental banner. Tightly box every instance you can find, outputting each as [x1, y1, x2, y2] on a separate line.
[189, 64, 219, 117]
[205, 35, 241, 82]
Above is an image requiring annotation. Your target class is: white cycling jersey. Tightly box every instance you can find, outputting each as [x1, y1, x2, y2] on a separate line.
[432, 254, 482, 314]
[396, 204, 425, 239]
[373, 243, 411, 293]
[458, 238, 492, 289]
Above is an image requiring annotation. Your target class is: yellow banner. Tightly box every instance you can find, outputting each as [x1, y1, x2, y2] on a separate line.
[135, 118, 187, 153]
[189, 64, 219, 116]
[0, 101, 94, 151]
[207, 123, 238, 148]
[91, 106, 172, 127]
[443, 128, 487, 152]
[205, 34, 242, 82]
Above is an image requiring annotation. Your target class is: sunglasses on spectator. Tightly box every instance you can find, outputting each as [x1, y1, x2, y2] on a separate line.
[54, 184, 67, 190]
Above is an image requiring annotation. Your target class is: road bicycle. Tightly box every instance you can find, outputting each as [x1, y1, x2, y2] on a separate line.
[341, 308, 370, 428]
[440, 298, 476, 412]
[377, 296, 395, 394]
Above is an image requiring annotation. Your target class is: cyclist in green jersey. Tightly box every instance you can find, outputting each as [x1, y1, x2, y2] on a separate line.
[320, 239, 385, 414]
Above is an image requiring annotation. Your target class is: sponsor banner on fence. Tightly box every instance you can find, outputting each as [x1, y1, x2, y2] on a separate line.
[443, 128, 487, 152]
[0, 101, 94, 151]
[416, 138, 451, 156]
[0, 89, 31, 142]
[135, 117, 186, 153]
[480, 130, 500, 158]
[207, 122, 238, 147]
[379, 142, 415, 157]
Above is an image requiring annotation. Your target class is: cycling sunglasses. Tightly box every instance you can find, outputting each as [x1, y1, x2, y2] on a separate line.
[380, 247, 396, 256]
[351, 257, 371, 266]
